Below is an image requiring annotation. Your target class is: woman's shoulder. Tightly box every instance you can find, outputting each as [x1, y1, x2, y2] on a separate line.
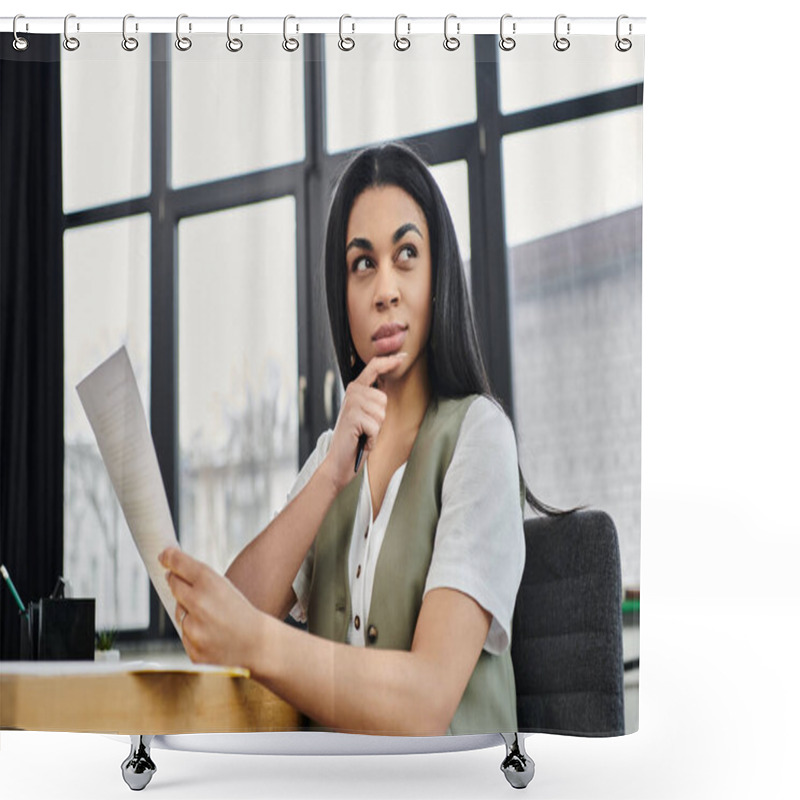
[440, 394, 522, 508]
[444, 393, 517, 455]
[437, 392, 505, 418]
[463, 394, 514, 430]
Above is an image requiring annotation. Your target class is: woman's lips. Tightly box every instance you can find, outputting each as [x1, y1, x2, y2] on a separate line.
[373, 328, 407, 356]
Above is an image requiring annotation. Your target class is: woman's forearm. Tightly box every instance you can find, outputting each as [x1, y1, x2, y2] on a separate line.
[250, 615, 451, 736]
[162, 547, 488, 737]
[225, 457, 341, 619]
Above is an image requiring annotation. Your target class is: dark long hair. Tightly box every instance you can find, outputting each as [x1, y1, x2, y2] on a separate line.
[323, 142, 573, 517]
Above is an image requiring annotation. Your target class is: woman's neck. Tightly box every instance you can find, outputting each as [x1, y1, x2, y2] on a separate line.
[376, 355, 431, 439]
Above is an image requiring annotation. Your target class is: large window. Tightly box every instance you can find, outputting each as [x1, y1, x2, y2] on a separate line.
[178, 198, 299, 572]
[60, 33, 644, 637]
[170, 34, 305, 188]
[63, 215, 151, 630]
[61, 34, 152, 213]
[503, 112, 643, 584]
[324, 34, 477, 153]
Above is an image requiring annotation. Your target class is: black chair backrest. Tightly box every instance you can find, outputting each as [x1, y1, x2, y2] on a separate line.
[512, 509, 625, 735]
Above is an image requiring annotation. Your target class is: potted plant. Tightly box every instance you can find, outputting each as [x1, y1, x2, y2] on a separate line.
[94, 628, 120, 662]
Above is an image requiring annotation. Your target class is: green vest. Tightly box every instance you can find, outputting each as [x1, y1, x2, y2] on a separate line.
[306, 394, 520, 735]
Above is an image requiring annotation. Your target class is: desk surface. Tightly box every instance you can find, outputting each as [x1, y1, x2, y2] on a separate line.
[0, 662, 301, 734]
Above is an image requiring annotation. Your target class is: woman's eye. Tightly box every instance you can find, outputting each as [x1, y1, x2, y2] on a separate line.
[352, 256, 372, 273]
[397, 245, 416, 262]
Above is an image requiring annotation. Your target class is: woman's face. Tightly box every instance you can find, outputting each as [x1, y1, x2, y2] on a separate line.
[345, 185, 433, 382]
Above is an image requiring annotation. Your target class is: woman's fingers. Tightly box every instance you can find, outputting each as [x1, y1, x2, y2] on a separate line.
[358, 415, 381, 450]
[175, 603, 189, 633]
[358, 397, 387, 429]
[355, 352, 408, 387]
[159, 547, 202, 585]
[322, 353, 407, 490]
[166, 569, 193, 613]
[159, 548, 266, 668]
[341, 384, 386, 441]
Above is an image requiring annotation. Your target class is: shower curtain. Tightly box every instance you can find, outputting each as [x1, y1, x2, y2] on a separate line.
[0, 15, 644, 747]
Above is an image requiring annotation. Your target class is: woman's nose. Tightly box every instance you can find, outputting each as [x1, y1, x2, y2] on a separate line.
[373, 264, 399, 308]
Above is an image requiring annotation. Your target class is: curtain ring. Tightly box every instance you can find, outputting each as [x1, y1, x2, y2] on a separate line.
[175, 14, 192, 51]
[12, 14, 29, 51]
[394, 15, 410, 51]
[282, 15, 299, 52]
[227, 15, 243, 52]
[499, 14, 516, 51]
[553, 14, 570, 52]
[339, 14, 355, 51]
[63, 13, 80, 51]
[615, 15, 632, 52]
[443, 14, 460, 51]
[122, 14, 139, 51]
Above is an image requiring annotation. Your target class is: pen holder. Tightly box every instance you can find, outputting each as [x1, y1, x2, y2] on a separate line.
[19, 603, 38, 659]
[19, 598, 95, 660]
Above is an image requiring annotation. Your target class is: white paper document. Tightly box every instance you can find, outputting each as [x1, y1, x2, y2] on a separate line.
[0, 661, 248, 678]
[76, 346, 182, 637]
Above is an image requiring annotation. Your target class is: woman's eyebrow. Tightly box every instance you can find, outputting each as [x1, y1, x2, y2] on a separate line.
[346, 237, 372, 253]
[392, 222, 423, 243]
[346, 223, 423, 254]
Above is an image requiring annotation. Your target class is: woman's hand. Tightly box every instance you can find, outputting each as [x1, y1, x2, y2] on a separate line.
[159, 547, 268, 670]
[321, 353, 407, 492]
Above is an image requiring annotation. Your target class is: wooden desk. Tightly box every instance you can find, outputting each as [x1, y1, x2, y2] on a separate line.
[0, 662, 300, 734]
[1, 663, 527, 792]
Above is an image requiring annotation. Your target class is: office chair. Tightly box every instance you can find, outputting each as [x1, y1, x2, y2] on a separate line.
[501, 509, 625, 788]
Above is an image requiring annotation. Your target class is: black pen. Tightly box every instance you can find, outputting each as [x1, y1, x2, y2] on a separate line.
[354, 379, 379, 473]
[354, 432, 368, 473]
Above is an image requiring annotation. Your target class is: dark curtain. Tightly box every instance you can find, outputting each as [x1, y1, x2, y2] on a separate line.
[0, 34, 64, 659]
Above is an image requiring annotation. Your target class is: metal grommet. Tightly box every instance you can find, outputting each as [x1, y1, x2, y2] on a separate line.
[12, 15, 29, 51]
[63, 13, 80, 51]
[443, 14, 460, 51]
[226, 15, 243, 52]
[175, 13, 192, 51]
[553, 14, 570, 52]
[282, 15, 299, 52]
[394, 14, 410, 51]
[338, 14, 355, 51]
[499, 13, 516, 51]
[122, 14, 139, 51]
[615, 15, 632, 52]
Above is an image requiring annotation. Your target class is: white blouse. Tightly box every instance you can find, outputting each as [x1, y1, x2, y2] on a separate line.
[284, 395, 525, 656]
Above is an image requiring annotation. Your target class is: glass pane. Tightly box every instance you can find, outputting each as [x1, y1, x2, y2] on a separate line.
[61, 35, 151, 213]
[502, 109, 643, 243]
[499, 35, 645, 115]
[325, 35, 476, 153]
[503, 114, 642, 590]
[178, 198, 299, 572]
[429, 160, 472, 292]
[63, 215, 151, 631]
[171, 35, 305, 188]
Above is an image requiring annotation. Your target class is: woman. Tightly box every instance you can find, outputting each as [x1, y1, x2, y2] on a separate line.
[161, 142, 546, 736]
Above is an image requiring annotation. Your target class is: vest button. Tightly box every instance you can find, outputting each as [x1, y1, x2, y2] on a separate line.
[367, 625, 378, 643]
[354, 615, 360, 630]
